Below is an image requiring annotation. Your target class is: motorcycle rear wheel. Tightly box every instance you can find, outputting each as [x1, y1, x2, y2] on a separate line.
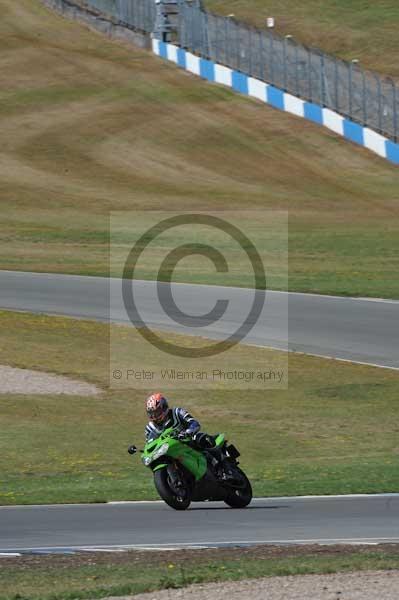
[224, 466, 252, 508]
[154, 468, 191, 510]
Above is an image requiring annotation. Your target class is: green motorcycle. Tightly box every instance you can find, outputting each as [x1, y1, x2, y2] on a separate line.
[128, 426, 252, 510]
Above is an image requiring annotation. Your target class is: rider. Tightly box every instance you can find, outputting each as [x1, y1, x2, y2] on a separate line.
[145, 392, 230, 477]
[145, 392, 201, 442]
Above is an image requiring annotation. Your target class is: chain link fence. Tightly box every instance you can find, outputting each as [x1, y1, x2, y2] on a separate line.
[81, 0, 156, 34]
[81, 0, 398, 141]
[179, 5, 398, 141]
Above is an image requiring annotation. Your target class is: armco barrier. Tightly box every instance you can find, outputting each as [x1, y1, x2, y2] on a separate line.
[153, 39, 399, 166]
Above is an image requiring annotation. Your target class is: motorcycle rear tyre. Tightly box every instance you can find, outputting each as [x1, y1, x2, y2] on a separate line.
[154, 468, 191, 510]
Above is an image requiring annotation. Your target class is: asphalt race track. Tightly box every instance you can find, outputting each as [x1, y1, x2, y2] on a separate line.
[1, 270, 399, 551]
[1, 270, 399, 369]
[1, 495, 399, 553]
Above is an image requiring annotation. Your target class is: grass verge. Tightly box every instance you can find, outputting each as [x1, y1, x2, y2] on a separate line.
[1, 310, 399, 505]
[1, 1, 399, 297]
[0, 545, 399, 600]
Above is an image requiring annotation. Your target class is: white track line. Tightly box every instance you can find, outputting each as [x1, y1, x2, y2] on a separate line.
[248, 342, 399, 371]
[1, 493, 399, 510]
[4, 537, 399, 553]
[107, 500, 163, 505]
[3, 270, 399, 304]
[79, 548, 126, 553]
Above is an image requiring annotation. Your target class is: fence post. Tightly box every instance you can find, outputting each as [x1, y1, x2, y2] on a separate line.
[334, 57, 339, 111]
[192, 4, 196, 52]
[248, 26, 252, 76]
[214, 15, 219, 63]
[146, 0, 149, 33]
[283, 35, 287, 90]
[259, 30, 265, 81]
[307, 48, 312, 101]
[140, 0, 144, 31]
[149, 0, 153, 34]
[388, 78, 397, 141]
[377, 75, 382, 133]
[269, 32, 274, 84]
[320, 53, 325, 105]
[224, 17, 228, 65]
[228, 17, 235, 69]
[295, 44, 299, 96]
[180, 3, 185, 48]
[236, 20, 240, 71]
[348, 61, 353, 119]
[394, 82, 398, 141]
[361, 70, 367, 125]
[202, 10, 209, 58]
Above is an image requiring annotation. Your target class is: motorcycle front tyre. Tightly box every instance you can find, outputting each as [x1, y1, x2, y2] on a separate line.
[154, 468, 191, 510]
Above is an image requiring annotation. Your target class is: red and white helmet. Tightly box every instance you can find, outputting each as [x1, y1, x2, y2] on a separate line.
[146, 393, 169, 425]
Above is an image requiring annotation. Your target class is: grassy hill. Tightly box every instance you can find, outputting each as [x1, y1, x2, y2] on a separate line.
[1, 0, 399, 296]
[207, 0, 399, 78]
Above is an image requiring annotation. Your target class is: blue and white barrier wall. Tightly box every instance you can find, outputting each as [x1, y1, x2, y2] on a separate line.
[152, 39, 399, 165]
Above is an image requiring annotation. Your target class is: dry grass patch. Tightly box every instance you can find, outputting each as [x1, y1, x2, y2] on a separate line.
[1, 1, 399, 296]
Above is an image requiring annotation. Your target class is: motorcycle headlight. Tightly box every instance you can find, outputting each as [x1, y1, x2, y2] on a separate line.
[152, 443, 169, 460]
[142, 443, 169, 467]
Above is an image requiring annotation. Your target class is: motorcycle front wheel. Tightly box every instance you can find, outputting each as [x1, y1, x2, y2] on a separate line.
[224, 466, 252, 508]
[154, 468, 191, 510]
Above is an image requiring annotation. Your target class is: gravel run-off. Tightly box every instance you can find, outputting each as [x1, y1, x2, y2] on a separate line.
[0, 365, 101, 395]
[106, 570, 399, 600]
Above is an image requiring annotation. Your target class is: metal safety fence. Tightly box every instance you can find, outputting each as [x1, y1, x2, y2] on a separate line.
[179, 4, 398, 141]
[81, 0, 398, 141]
[81, 0, 156, 35]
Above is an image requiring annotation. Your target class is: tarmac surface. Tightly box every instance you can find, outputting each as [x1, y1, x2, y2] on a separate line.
[1, 495, 399, 552]
[1, 270, 399, 369]
[1, 271, 399, 552]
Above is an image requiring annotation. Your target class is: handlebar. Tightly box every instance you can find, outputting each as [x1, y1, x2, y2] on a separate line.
[128, 427, 189, 455]
[162, 428, 190, 441]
